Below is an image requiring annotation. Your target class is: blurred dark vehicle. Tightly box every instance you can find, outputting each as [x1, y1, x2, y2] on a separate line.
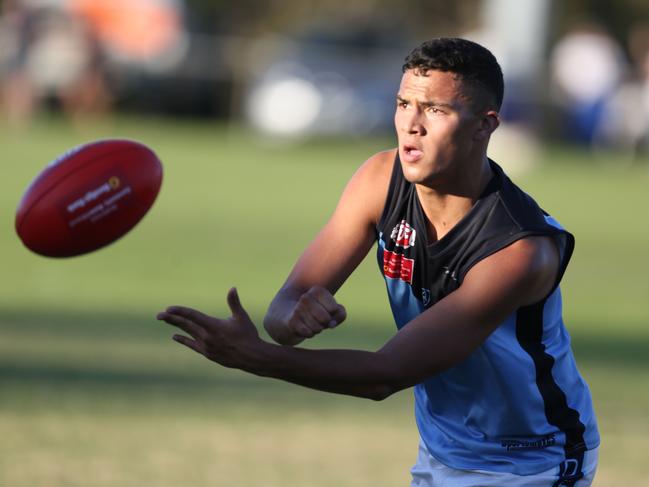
[243, 27, 410, 137]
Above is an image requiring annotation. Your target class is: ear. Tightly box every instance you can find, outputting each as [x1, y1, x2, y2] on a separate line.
[474, 110, 500, 141]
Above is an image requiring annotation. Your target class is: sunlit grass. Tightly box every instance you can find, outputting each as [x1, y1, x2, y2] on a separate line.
[1, 116, 648, 486]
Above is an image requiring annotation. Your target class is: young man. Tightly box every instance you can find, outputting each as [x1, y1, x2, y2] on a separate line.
[157, 38, 600, 486]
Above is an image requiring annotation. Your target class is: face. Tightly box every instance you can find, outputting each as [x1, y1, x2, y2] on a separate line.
[394, 69, 496, 187]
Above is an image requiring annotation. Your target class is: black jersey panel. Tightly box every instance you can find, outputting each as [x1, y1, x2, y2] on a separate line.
[375, 154, 575, 310]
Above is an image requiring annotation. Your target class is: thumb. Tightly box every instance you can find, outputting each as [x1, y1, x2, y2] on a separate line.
[334, 304, 347, 324]
[227, 287, 248, 319]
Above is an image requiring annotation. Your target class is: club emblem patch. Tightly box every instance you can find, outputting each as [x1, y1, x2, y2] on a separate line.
[390, 220, 417, 249]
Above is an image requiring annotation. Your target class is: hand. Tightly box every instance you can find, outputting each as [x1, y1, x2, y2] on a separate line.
[156, 288, 261, 369]
[285, 286, 347, 339]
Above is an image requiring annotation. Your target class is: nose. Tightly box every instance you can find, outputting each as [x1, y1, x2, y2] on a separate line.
[399, 108, 426, 136]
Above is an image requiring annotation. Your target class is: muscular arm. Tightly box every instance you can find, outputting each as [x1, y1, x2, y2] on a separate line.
[158, 235, 561, 400]
[263, 150, 394, 345]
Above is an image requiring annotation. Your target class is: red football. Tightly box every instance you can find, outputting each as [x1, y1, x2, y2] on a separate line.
[16, 139, 163, 257]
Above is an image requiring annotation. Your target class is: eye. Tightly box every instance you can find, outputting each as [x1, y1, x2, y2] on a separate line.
[397, 100, 408, 109]
[427, 106, 442, 115]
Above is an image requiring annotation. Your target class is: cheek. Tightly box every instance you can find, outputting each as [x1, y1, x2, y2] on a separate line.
[423, 122, 455, 148]
[394, 110, 405, 131]
[430, 119, 467, 146]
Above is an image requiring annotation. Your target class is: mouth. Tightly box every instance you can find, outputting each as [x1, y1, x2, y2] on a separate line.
[401, 144, 423, 162]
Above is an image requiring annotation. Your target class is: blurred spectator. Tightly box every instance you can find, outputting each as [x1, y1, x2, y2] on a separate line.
[0, 0, 111, 126]
[549, 24, 626, 145]
[597, 23, 649, 158]
[587, 23, 649, 161]
[0, 0, 188, 127]
[0, 0, 37, 125]
[68, 0, 187, 73]
[629, 23, 649, 155]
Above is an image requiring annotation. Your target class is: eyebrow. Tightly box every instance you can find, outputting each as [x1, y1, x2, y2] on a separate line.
[396, 95, 454, 109]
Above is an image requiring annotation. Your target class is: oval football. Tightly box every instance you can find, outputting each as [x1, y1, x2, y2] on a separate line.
[15, 139, 163, 257]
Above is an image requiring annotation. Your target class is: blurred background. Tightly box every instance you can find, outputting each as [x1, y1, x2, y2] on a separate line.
[2, 0, 649, 151]
[1, 0, 648, 486]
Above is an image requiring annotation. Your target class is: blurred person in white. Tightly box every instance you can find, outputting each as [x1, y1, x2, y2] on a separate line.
[594, 23, 649, 160]
[0, 0, 111, 127]
[549, 23, 626, 145]
[631, 24, 649, 156]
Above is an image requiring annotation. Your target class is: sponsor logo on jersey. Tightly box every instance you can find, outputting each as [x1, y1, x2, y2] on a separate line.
[383, 249, 414, 284]
[501, 434, 556, 452]
[390, 220, 416, 249]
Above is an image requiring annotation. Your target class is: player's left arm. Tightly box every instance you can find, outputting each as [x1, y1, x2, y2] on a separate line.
[157, 235, 560, 400]
[374, 235, 561, 390]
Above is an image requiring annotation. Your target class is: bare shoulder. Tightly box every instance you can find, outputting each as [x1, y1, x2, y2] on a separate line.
[342, 149, 397, 224]
[363, 148, 397, 171]
[352, 149, 396, 185]
[463, 235, 561, 308]
[501, 236, 561, 275]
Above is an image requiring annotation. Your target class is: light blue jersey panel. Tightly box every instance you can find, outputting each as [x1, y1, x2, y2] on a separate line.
[377, 235, 424, 327]
[414, 288, 599, 475]
[541, 290, 600, 452]
[375, 158, 599, 475]
[377, 236, 599, 475]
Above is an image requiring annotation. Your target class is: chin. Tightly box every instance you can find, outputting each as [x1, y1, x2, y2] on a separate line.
[402, 166, 432, 185]
[401, 160, 435, 183]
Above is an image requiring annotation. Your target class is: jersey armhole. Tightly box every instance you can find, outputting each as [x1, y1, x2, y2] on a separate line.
[458, 229, 575, 301]
[376, 153, 402, 236]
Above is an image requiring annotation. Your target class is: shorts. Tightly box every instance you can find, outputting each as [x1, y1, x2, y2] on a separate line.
[410, 440, 598, 487]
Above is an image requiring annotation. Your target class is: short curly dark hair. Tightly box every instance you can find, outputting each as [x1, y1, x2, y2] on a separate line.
[402, 38, 504, 110]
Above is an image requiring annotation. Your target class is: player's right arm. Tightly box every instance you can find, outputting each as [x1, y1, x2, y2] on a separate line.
[263, 149, 395, 345]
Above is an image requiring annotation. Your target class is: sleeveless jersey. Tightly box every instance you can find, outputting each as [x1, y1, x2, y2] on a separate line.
[375, 156, 599, 475]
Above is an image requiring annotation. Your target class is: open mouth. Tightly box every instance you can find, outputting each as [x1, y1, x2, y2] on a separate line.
[402, 144, 423, 161]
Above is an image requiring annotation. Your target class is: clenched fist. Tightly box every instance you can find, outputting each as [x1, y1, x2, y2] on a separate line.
[264, 286, 347, 345]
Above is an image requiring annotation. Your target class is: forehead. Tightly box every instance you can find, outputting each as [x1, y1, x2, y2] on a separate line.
[398, 69, 470, 104]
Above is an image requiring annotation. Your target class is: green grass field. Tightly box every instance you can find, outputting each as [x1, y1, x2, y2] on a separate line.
[1, 116, 648, 486]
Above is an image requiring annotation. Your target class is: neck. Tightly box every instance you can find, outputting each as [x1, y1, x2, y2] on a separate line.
[416, 157, 493, 242]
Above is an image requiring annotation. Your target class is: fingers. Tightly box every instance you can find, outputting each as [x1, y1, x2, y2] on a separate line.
[161, 305, 212, 326]
[307, 287, 347, 328]
[305, 286, 347, 327]
[157, 309, 206, 339]
[172, 334, 204, 354]
[291, 310, 324, 338]
[157, 288, 254, 347]
[156, 310, 206, 357]
[331, 304, 347, 327]
[289, 286, 347, 338]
